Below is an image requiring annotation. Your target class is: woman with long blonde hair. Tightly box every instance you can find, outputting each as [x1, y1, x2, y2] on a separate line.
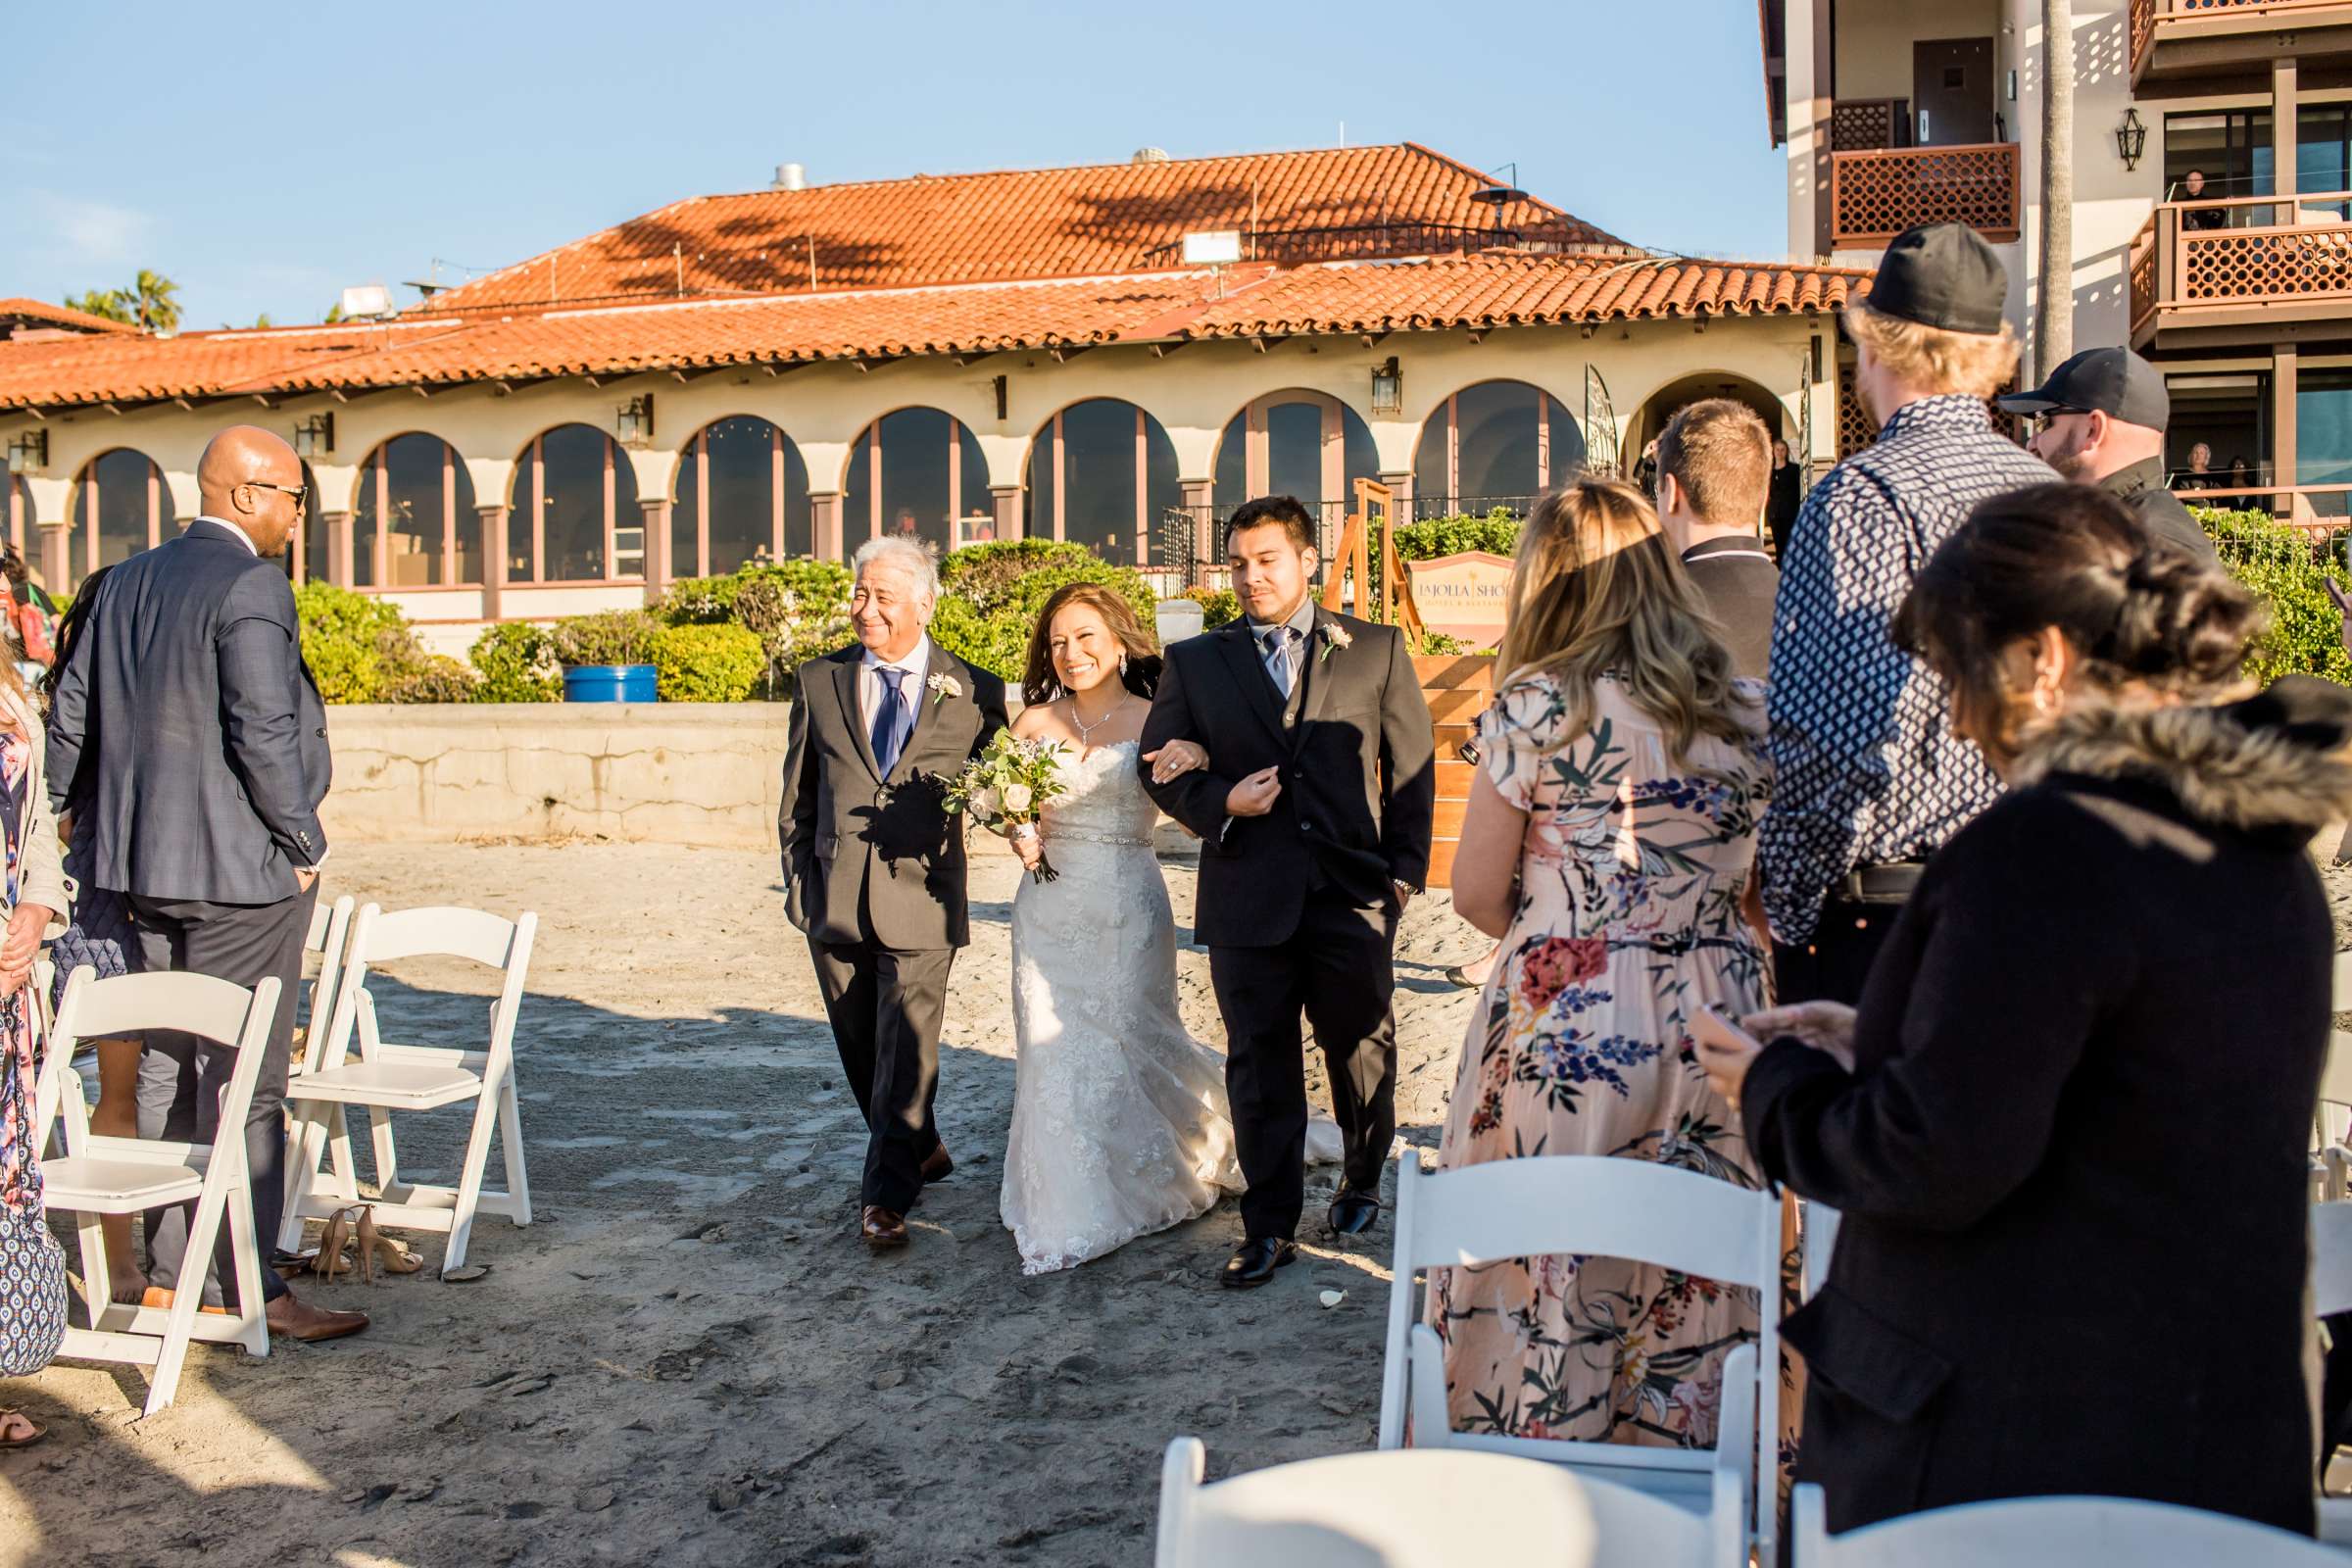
[1426, 477, 1773, 1452]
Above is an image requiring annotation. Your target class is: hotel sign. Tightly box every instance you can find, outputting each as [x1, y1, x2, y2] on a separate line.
[1405, 551, 1511, 646]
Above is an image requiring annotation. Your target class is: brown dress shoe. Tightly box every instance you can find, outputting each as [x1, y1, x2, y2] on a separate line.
[266, 1289, 369, 1342]
[859, 1205, 909, 1249]
[920, 1144, 955, 1184]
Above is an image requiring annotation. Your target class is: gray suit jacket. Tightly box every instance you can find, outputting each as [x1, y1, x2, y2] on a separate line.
[47, 519, 330, 906]
[777, 641, 1007, 950]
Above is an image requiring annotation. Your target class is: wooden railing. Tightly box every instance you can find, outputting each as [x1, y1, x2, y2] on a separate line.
[1829, 143, 2021, 249]
[1830, 98, 1910, 153]
[2133, 0, 2352, 73]
[2175, 481, 2352, 531]
[2132, 192, 2352, 337]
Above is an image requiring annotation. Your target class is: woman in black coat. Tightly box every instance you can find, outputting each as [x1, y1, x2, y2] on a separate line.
[1701, 483, 2351, 1536]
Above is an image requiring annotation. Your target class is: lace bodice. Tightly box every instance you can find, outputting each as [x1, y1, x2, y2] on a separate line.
[1040, 740, 1156, 850]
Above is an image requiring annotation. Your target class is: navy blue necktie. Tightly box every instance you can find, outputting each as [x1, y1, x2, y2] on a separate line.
[872, 665, 912, 775]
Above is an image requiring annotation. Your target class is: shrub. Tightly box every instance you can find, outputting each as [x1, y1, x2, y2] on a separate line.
[468, 621, 562, 703]
[381, 654, 480, 704]
[651, 622, 767, 703]
[2193, 506, 2352, 687]
[1181, 585, 1241, 629]
[1391, 508, 1526, 563]
[930, 549, 1158, 680]
[297, 582, 419, 704]
[549, 609, 662, 668]
[659, 560, 851, 696]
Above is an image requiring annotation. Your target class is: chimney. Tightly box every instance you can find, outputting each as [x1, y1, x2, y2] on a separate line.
[773, 163, 807, 191]
[1132, 147, 1170, 164]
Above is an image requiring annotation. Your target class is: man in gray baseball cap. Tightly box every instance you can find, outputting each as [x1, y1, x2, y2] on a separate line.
[1998, 346, 2218, 563]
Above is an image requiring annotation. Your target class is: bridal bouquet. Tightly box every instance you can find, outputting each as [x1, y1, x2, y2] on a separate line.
[943, 731, 1073, 883]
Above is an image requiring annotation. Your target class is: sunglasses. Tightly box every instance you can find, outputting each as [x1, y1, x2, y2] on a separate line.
[241, 479, 309, 515]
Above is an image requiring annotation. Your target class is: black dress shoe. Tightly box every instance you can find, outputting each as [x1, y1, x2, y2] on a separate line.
[1328, 1189, 1382, 1236]
[1220, 1238, 1298, 1289]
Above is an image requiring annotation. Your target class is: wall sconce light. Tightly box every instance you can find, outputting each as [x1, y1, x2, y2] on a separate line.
[2117, 107, 2147, 172]
[1370, 357, 1402, 416]
[992, 373, 1008, 422]
[5, 429, 46, 472]
[617, 394, 656, 445]
[292, 412, 334, 458]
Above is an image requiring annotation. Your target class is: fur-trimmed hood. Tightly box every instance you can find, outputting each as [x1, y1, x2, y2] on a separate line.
[2013, 675, 2352, 834]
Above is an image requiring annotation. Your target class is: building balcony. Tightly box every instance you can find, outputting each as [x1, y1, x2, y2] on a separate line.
[2131, 0, 2352, 85]
[2129, 191, 2352, 347]
[1828, 142, 2021, 251]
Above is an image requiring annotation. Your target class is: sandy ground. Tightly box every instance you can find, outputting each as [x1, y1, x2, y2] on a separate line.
[0, 843, 1493, 1568]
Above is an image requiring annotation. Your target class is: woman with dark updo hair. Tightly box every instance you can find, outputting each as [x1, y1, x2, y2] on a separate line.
[1697, 483, 2350, 1535]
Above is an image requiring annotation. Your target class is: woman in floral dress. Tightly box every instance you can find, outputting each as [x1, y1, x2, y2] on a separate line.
[1434, 478, 1772, 1451]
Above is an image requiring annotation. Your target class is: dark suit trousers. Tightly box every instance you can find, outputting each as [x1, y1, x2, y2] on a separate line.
[1209, 891, 1398, 1241]
[129, 884, 316, 1307]
[1773, 897, 1901, 1008]
[808, 933, 953, 1215]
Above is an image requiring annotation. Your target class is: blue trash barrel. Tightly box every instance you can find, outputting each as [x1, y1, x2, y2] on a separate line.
[563, 663, 659, 703]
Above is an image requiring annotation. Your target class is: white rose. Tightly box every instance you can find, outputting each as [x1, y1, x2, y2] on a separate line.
[1002, 782, 1033, 813]
[972, 785, 1002, 818]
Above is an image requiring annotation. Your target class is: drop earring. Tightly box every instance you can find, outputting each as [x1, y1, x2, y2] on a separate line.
[1118, 654, 1129, 677]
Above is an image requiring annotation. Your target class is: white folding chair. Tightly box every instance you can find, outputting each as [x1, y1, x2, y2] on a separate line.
[2311, 954, 2352, 1201]
[1802, 1200, 1841, 1301]
[281, 896, 356, 1201]
[1380, 1150, 1775, 1568]
[279, 904, 535, 1273]
[29, 967, 282, 1415]
[1791, 1484, 2341, 1566]
[1156, 1436, 1659, 1568]
[2310, 1202, 2352, 1544]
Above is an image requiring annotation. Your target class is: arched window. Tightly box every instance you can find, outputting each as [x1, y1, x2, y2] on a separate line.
[845, 408, 990, 557]
[1024, 399, 1179, 566]
[671, 416, 810, 577]
[68, 448, 168, 587]
[352, 434, 478, 590]
[1412, 381, 1585, 516]
[1212, 391, 1381, 526]
[510, 424, 640, 583]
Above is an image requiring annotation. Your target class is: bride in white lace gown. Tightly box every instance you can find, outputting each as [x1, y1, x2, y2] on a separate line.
[999, 585, 1333, 1274]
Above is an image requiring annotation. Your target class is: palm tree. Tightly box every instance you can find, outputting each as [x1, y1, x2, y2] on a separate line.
[2036, 0, 2075, 378]
[129, 270, 180, 333]
[62, 288, 133, 325]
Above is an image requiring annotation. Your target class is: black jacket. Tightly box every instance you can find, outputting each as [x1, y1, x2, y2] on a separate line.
[2103, 457, 2221, 564]
[1681, 536, 1779, 682]
[1744, 680, 2352, 1536]
[1138, 608, 1434, 947]
[47, 519, 329, 905]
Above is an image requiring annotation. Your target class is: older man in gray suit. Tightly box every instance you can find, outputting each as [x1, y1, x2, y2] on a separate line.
[778, 536, 1006, 1250]
[48, 425, 364, 1341]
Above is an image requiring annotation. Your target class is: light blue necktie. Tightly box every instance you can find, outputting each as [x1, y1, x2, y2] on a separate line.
[872, 665, 912, 775]
[1259, 625, 1296, 700]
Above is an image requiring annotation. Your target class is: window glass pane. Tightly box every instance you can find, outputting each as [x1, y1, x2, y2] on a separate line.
[1344, 413, 1379, 508]
[302, 467, 332, 584]
[1144, 412, 1179, 564]
[382, 432, 447, 588]
[2297, 369, 2352, 490]
[1213, 412, 1248, 511]
[704, 416, 779, 574]
[2164, 373, 2271, 501]
[611, 442, 641, 577]
[1545, 395, 1589, 483]
[2164, 110, 2275, 225]
[1266, 402, 1324, 512]
[955, 420, 991, 545]
[2299, 106, 2352, 220]
[451, 461, 480, 583]
[879, 407, 955, 557]
[354, 458, 379, 587]
[1059, 400, 1139, 564]
[79, 449, 156, 581]
[1454, 381, 1544, 504]
[506, 447, 537, 581]
[1024, 429, 1055, 545]
[538, 424, 611, 581]
[1413, 403, 1449, 516]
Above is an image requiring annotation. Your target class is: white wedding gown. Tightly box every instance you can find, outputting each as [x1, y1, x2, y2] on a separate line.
[1001, 739, 1336, 1275]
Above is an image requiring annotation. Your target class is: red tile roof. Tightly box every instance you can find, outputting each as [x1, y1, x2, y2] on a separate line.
[0, 255, 1867, 412]
[0, 297, 140, 336]
[414, 144, 1628, 315]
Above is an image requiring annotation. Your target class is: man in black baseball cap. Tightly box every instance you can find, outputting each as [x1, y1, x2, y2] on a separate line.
[1999, 347, 2217, 563]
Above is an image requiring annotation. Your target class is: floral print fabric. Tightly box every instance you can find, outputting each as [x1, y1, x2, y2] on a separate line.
[1430, 671, 1772, 1448]
[0, 721, 37, 1218]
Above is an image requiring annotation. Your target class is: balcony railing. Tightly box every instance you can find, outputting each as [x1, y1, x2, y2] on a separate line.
[1829, 143, 2021, 249]
[2129, 191, 2352, 340]
[2132, 0, 2352, 77]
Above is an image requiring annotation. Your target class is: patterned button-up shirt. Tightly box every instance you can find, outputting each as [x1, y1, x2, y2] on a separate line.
[1760, 394, 2054, 944]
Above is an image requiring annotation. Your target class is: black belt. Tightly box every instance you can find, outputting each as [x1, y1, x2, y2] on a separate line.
[1836, 861, 1923, 905]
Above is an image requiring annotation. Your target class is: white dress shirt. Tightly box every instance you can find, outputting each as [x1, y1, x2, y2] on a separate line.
[195, 514, 261, 555]
[858, 636, 932, 746]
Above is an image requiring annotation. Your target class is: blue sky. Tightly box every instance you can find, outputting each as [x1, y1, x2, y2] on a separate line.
[1, 1, 1788, 330]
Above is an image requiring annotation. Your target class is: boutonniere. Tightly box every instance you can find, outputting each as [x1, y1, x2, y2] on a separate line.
[1318, 622, 1352, 664]
[926, 671, 962, 708]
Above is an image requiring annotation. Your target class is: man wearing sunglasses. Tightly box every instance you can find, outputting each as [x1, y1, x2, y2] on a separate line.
[1998, 347, 2219, 564]
[48, 424, 361, 1342]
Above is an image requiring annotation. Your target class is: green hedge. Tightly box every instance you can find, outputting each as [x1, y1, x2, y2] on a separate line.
[467, 622, 561, 703]
[2192, 506, 2352, 687]
[295, 582, 458, 705]
[657, 560, 850, 696]
[651, 622, 766, 702]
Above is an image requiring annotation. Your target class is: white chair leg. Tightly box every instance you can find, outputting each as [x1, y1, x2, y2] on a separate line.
[441, 1079, 505, 1274]
[278, 1102, 324, 1253]
[72, 1210, 110, 1328]
[367, 1103, 400, 1193]
[225, 1182, 270, 1358]
[148, 1153, 237, 1415]
[1406, 1323, 1450, 1449]
[497, 1072, 531, 1227]
[321, 1102, 362, 1204]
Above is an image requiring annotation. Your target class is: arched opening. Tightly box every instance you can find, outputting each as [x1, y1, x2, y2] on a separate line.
[1621, 371, 1788, 479]
[672, 415, 811, 577]
[1411, 381, 1584, 517]
[1023, 399, 1180, 566]
[1210, 390, 1380, 533]
[352, 433, 479, 590]
[510, 424, 640, 583]
[845, 408, 990, 558]
[67, 447, 169, 588]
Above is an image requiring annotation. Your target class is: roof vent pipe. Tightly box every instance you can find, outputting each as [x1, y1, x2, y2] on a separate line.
[773, 163, 807, 191]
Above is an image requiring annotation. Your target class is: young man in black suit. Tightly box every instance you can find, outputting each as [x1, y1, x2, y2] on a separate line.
[1137, 497, 1435, 1287]
[1656, 399, 1779, 682]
